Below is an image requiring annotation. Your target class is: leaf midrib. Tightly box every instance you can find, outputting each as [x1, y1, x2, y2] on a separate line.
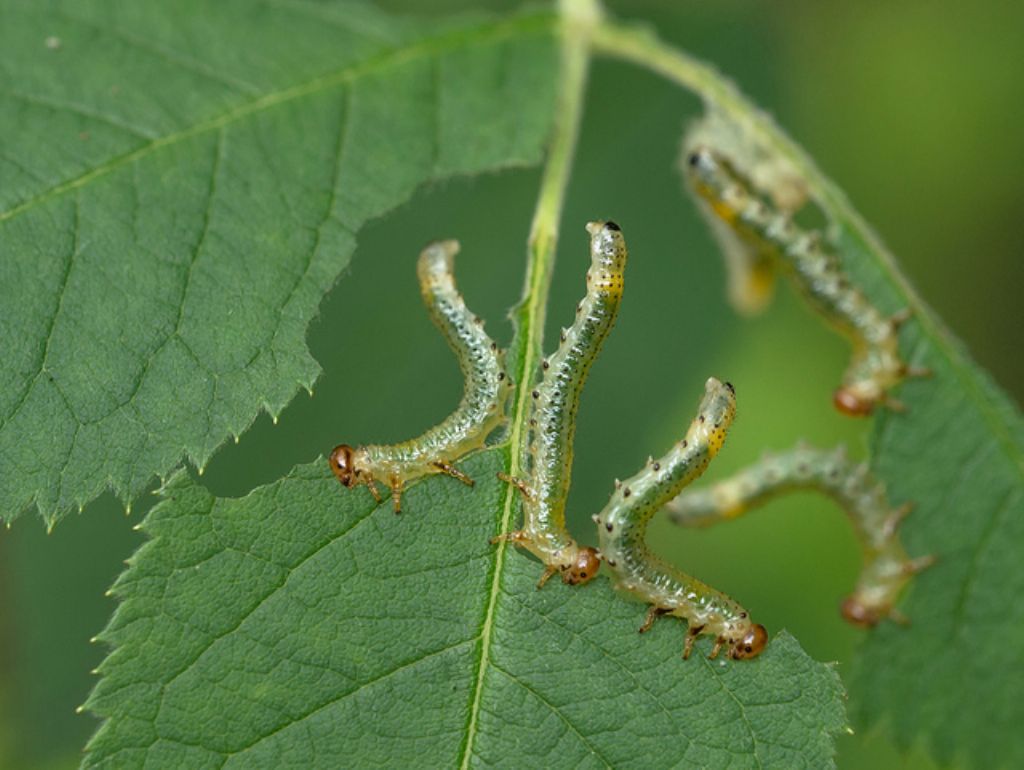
[0, 9, 557, 225]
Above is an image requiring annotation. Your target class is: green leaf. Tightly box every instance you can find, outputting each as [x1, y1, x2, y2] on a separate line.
[84, 453, 846, 768]
[0, 1, 558, 527]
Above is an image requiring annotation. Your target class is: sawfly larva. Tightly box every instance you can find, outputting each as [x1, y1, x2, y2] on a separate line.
[495, 221, 627, 588]
[330, 239, 512, 513]
[666, 443, 935, 626]
[685, 146, 929, 415]
[595, 378, 768, 660]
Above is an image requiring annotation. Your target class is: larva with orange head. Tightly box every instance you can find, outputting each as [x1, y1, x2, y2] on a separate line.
[329, 239, 512, 513]
[596, 378, 768, 661]
[495, 221, 627, 589]
[666, 443, 935, 627]
[685, 146, 928, 415]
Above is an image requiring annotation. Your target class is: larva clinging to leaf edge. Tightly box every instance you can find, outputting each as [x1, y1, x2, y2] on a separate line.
[495, 220, 627, 589]
[596, 378, 768, 661]
[666, 443, 935, 627]
[330, 239, 512, 513]
[685, 145, 929, 416]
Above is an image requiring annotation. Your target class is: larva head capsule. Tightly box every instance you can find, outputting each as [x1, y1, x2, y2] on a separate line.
[839, 596, 883, 627]
[730, 623, 769, 660]
[833, 387, 876, 417]
[329, 444, 360, 487]
[562, 546, 600, 586]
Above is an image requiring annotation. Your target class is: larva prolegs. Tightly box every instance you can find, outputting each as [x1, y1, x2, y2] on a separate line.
[596, 378, 768, 661]
[431, 460, 475, 487]
[666, 444, 935, 627]
[330, 240, 512, 513]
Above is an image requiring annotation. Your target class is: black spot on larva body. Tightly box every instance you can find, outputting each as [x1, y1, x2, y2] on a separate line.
[682, 440, 688, 447]
[490, 342, 497, 350]
[605, 221, 621, 231]
[724, 381, 735, 393]
[687, 152, 700, 167]
[606, 522, 614, 532]
[542, 360, 550, 369]
[623, 488, 631, 498]
[532, 390, 539, 399]
[699, 415, 705, 423]
[653, 462, 660, 471]
[498, 372, 505, 380]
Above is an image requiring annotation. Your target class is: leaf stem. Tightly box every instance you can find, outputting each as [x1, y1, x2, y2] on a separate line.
[505, 0, 600, 496]
[461, 2, 599, 767]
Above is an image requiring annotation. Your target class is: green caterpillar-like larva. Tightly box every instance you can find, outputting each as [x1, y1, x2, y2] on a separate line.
[595, 378, 768, 660]
[495, 221, 627, 589]
[666, 443, 935, 626]
[685, 146, 929, 416]
[330, 240, 512, 513]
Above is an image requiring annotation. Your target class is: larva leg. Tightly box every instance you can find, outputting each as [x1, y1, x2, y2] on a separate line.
[365, 476, 383, 504]
[889, 308, 913, 330]
[708, 637, 724, 660]
[902, 365, 933, 379]
[882, 501, 914, 539]
[881, 394, 908, 413]
[389, 477, 403, 515]
[496, 472, 532, 500]
[536, 565, 559, 590]
[639, 606, 670, 634]
[682, 624, 705, 660]
[903, 554, 937, 575]
[888, 608, 910, 626]
[489, 530, 528, 545]
[431, 460, 474, 487]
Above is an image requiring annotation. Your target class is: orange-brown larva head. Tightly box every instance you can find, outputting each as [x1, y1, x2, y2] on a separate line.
[329, 444, 359, 487]
[562, 547, 600, 586]
[730, 623, 769, 660]
[833, 387, 875, 417]
[840, 596, 883, 628]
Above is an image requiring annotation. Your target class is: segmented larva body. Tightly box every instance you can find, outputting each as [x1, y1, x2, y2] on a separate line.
[595, 378, 768, 661]
[330, 240, 512, 513]
[685, 146, 927, 416]
[496, 221, 627, 588]
[666, 443, 935, 627]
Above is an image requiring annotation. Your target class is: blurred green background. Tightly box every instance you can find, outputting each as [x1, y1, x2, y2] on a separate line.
[2, 1, 1020, 768]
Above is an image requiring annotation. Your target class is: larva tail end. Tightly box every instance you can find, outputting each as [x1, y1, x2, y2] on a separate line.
[833, 388, 875, 417]
[730, 624, 768, 660]
[561, 547, 600, 586]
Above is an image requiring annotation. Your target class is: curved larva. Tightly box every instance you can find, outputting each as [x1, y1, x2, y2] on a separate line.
[595, 378, 768, 661]
[666, 443, 935, 627]
[496, 221, 627, 589]
[329, 239, 512, 513]
[685, 146, 929, 416]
